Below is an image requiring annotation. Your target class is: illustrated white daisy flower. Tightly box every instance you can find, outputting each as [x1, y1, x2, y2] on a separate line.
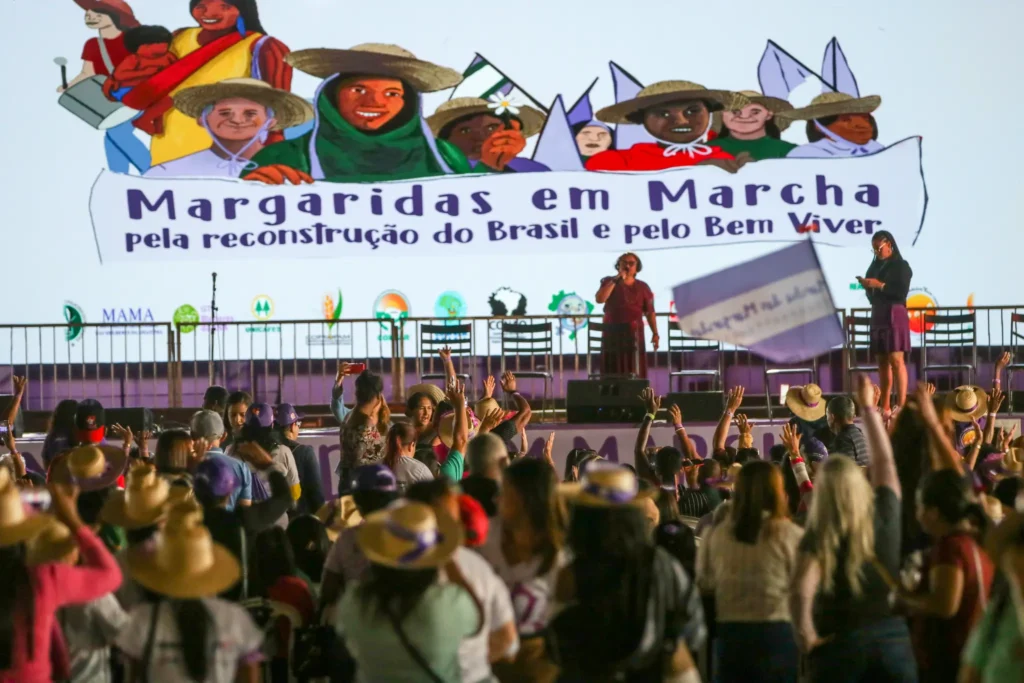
[487, 93, 522, 117]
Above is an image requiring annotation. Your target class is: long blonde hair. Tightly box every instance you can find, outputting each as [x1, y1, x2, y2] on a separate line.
[804, 455, 875, 596]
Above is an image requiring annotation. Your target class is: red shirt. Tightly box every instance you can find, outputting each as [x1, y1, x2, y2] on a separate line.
[267, 576, 315, 657]
[601, 278, 654, 326]
[911, 532, 995, 675]
[81, 35, 131, 77]
[0, 527, 122, 683]
[585, 142, 734, 172]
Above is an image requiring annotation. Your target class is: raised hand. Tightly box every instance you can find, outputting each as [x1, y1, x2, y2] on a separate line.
[911, 383, 940, 426]
[478, 407, 504, 434]
[109, 423, 134, 450]
[1000, 423, 1018, 452]
[500, 371, 517, 394]
[138, 430, 152, 458]
[48, 482, 83, 532]
[782, 423, 802, 456]
[483, 375, 496, 399]
[668, 403, 683, 427]
[446, 379, 466, 406]
[990, 386, 1005, 415]
[997, 351, 1012, 373]
[726, 386, 745, 413]
[543, 432, 556, 468]
[12, 376, 26, 396]
[735, 413, 751, 433]
[640, 387, 662, 415]
[439, 346, 453, 363]
[335, 362, 354, 387]
[872, 383, 882, 408]
[853, 374, 875, 409]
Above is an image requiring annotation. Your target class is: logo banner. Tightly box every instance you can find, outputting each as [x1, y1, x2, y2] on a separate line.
[89, 138, 925, 263]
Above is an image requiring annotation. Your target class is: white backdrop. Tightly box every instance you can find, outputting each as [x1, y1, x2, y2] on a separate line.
[3, 0, 1020, 356]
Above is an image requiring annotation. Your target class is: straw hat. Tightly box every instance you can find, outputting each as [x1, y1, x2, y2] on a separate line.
[725, 90, 795, 132]
[1004, 448, 1023, 474]
[407, 383, 446, 406]
[786, 384, 826, 421]
[595, 81, 731, 125]
[173, 78, 315, 131]
[100, 463, 171, 530]
[945, 386, 989, 423]
[559, 462, 653, 508]
[0, 468, 51, 547]
[357, 499, 462, 569]
[427, 97, 547, 139]
[26, 519, 78, 566]
[438, 409, 480, 448]
[47, 445, 127, 492]
[781, 91, 881, 123]
[315, 495, 363, 542]
[286, 44, 463, 93]
[126, 501, 240, 599]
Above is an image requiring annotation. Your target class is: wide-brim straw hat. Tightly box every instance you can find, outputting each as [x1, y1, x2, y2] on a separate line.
[26, 519, 78, 566]
[438, 410, 480, 448]
[595, 80, 731, 125]
[47, 445, 127, 492]
[0, 469, 52, 547]
[100, 463, 171, 530]
[781, 91, 881, 123]
[407, 383, 446, 406]
[287, 44, 463, 93]
[559, 463, 653, 508]
[357, 500, 462, 569]
[1004, 448, 1023, 474]
[173, 78, 314, 131]
[126, 501, 240, 599]
[427, 97, 547, 138]
[945, 386, 989, 422]
[786, 384, 826, 421]
[725, 90, 795, 132]
[316, 495, 363, 542]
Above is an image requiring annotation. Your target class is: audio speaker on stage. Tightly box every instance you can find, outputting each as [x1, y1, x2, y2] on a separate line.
[567, 379, 650, 424]
[0, 395, 24, 438]
[664, 392, 725, 422]
[105, 407, 155, 435]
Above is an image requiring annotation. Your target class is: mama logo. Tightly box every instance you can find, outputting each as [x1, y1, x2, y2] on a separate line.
[548, 291, 594, 340]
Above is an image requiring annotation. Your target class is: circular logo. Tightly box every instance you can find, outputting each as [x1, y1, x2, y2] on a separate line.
[906, 288, 938, 334]
[252, 295, 274, 321]
[63, 302, 85, 343]
[374, 291, 410, 328]
[434, 291, 467, 319]
[548, 291, 593, 340]
[173, 304, 200, 334]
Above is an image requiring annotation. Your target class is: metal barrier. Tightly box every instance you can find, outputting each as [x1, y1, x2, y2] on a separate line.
[1, 306, 1022, 412]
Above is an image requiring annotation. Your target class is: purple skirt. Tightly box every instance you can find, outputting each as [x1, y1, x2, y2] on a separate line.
[871, 303, 911, 354]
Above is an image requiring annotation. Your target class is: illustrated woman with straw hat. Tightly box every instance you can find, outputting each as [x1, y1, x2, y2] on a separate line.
[428, 97, 550, 173]
[784, 90, 884, 158]
[336, 499, 483, 682]
[115, 501, 264, 682]
[586, 81, 750, 173]
[244, 44, 473, 184]
[549, 464, 705, 683]
[0, 472, 123, 682]
[715, 90, 797, 161]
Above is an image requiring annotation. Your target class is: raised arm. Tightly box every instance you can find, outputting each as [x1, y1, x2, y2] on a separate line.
[5, 376, 25, 428]
[911, 382, 963, 475]
[595, 276, 619, 304]
[983, 385, 1005, 447]
[635, 388, 661, 485]
[440, 346, 457, 389]
[713, 387, 744, 454]
[331, 363, 354, 423]
[501, 371, 532, 431]
[669, 403, 697, 462]
[854, 374, 902, 495]
[439, 381, 469, 481]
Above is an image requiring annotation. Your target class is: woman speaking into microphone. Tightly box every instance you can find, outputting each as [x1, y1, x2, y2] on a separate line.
[595, 252, 659, 378]
[857, 231, 912, 417]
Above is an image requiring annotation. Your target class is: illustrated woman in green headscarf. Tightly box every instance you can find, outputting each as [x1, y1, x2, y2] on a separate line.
[243, 44, 471, 184]
[713, 90, 796, 161]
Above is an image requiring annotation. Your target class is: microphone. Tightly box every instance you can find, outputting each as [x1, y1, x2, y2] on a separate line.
[54, 57, 68, 90]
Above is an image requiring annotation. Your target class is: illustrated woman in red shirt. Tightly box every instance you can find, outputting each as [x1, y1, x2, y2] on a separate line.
[586, 81, 751, 174]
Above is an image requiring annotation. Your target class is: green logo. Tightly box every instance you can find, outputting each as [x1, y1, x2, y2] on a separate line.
[63, 302, 84, 343]
[323, 290, 344, 330]
[548, 291, 594, 340]
[173, 304, 200, 334]
[252, 295, 274, 321]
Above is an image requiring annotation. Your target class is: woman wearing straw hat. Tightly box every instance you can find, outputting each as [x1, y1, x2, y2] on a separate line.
[786, 383, 829, 441]
[585, 81, 750, 173]
[336, 499, 482, 682]
[145, 77, 313, 178]
[428, 97, 550, 173]
[0, 472, 123, 682]
[945, 386, 990, 425]
[549, 463, 705, 683]
[116, 501, 263, 682]
[715, 90, 797, 161]
[784, 91, 884, 158]
[859, 230, 914, 417]
[244, 44, 473, 184]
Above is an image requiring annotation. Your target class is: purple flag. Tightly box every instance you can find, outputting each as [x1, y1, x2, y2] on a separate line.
[531, 95, 584, 171]
[821, 38, 860, 96]
[758, 40, 831, 107]
[672, 241, 844, 364]
[567, 78, 599, 127]
[609, 61, 657, 149]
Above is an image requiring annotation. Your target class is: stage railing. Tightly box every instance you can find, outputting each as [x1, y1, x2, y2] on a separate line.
[1, 306, 1022, 412]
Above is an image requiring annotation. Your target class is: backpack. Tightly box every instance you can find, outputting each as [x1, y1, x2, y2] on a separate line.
[250, 469, 270, 502]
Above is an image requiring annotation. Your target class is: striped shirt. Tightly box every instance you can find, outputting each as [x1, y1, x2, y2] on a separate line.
[830, 424, 869, 466]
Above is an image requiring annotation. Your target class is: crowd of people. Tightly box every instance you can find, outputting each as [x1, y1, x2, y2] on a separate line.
[0, 344, 1022, 683]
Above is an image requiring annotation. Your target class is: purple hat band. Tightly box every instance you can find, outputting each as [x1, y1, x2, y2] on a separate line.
[385, 520, 442, 564]
[582, 481, 637, 504]
[804, 400, 820, 408]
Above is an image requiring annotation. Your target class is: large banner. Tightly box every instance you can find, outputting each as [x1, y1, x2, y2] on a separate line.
[89, 138, 925, 263]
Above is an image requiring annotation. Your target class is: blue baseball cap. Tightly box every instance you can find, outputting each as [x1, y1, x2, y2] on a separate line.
[351, 464, 397, 493]
[244, 402, 275, 429]
[195, 456, 239, 498]
[805, 437, 829, 463]
[275, 403, 304, 428]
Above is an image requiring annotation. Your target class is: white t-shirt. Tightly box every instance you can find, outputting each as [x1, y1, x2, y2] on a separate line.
[476, 518, 568, 637]
[393, 455, 435, 491]
[117, 598, 263, 683]
[59, 593, 129, 683]
[449, 547, 517, 683]
[242, 444, 300, 528]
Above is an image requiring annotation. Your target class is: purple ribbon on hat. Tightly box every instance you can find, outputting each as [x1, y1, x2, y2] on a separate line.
[386, 520, 442, 565]
[582, 481, 637, 504]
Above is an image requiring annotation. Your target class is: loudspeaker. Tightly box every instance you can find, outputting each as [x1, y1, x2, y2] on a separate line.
[105, 407, 155, 435]
[567, 379, 650, 424]
[0, 395, 24, 438]
[664, 392, 725, 422]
